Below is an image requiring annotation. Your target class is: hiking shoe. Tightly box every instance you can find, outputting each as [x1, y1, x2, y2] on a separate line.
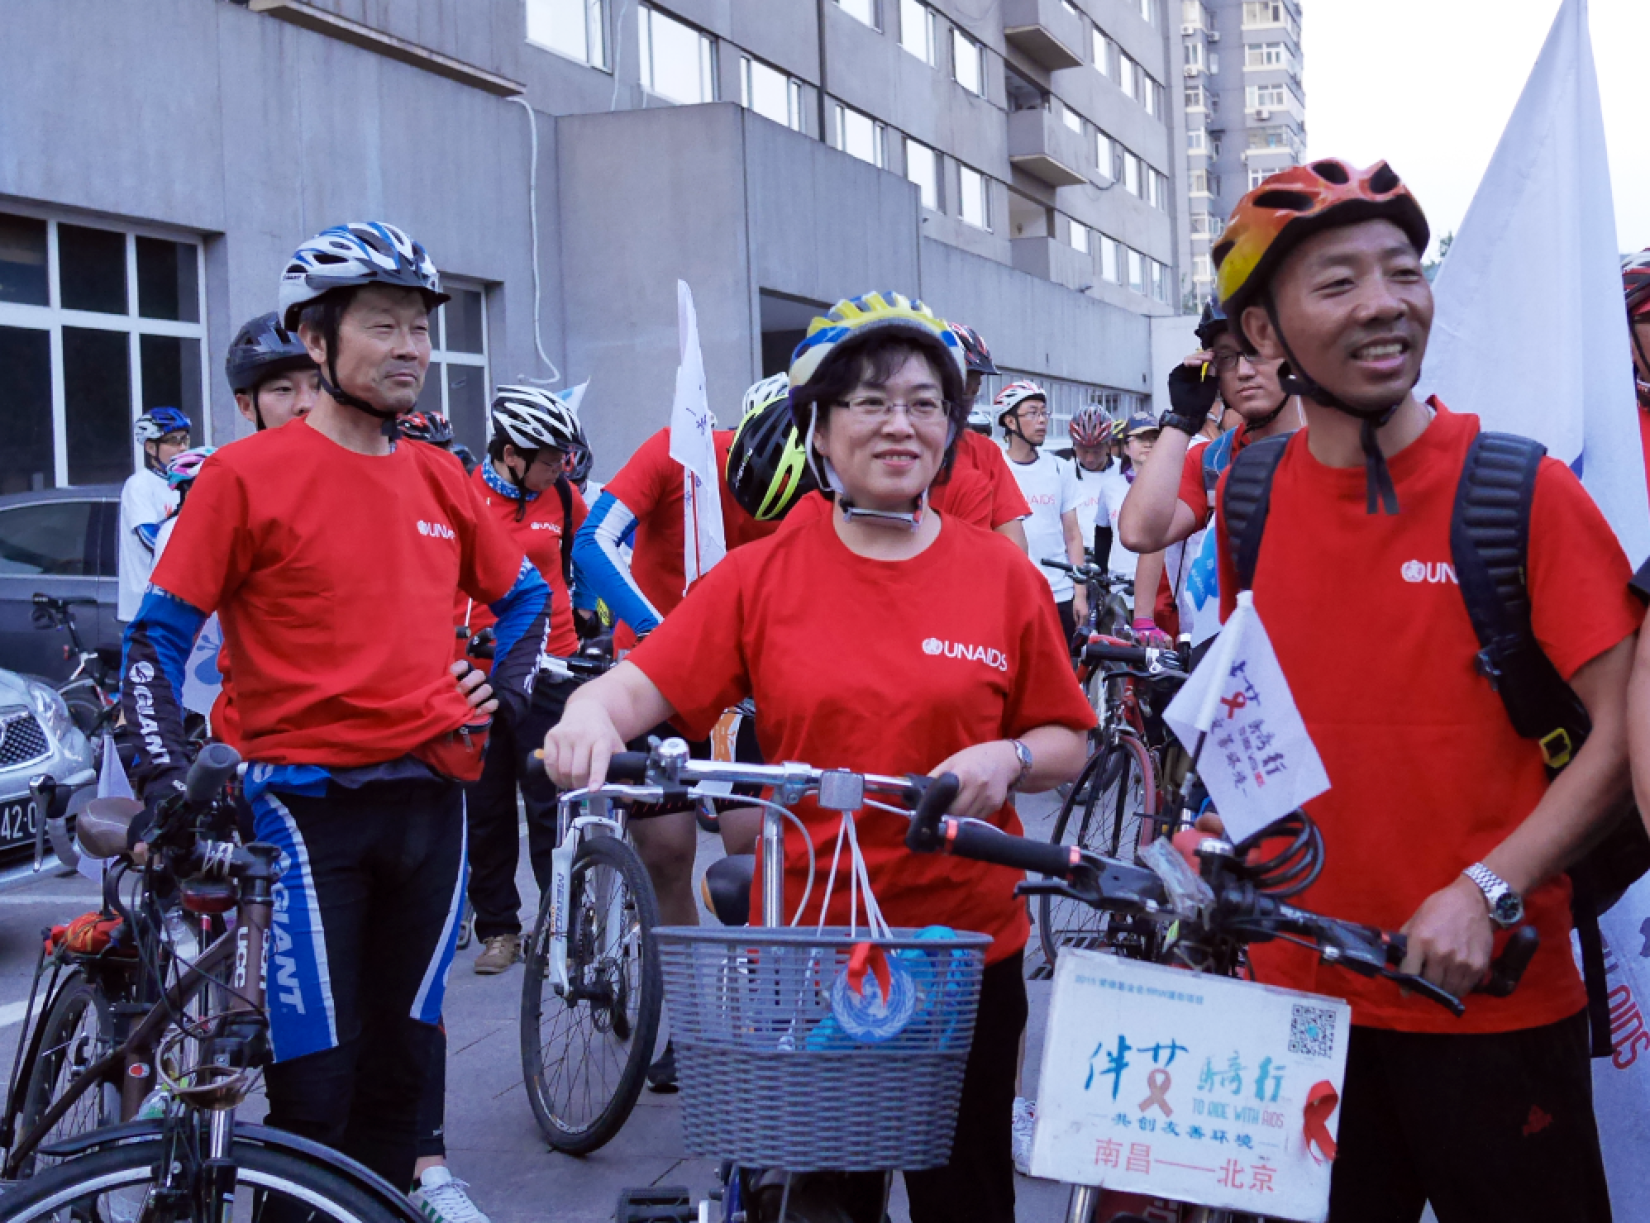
[473, 933, 520, 975]
[410, 1166, 491, 1223]
[646, 1039, 679, 1093]
[1011, 1096, 1036, 1176]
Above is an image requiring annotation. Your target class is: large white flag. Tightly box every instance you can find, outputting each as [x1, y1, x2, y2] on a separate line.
[1163, 591, 1329, 845]
[667, 281, 725, 589]
[1420, 0, 1648, 564]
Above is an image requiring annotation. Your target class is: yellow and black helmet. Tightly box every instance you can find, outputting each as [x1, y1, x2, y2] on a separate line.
[726, 373, 816, 521]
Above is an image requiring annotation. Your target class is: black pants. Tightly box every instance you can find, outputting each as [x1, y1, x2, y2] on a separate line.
[415, 1022, 447, 1162]
[465, 682, 565, 940]
[252, 778, 464, 1193]
[1330, 1009, 1610, 1223]
[836, 951, 1027, 1223]
[1056, 599, 1076, 646]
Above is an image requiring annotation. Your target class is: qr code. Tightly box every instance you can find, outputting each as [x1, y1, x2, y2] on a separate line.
[1289, 1004, 1338, 1058]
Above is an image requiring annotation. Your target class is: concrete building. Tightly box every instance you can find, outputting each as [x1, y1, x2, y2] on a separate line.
[1180, 0, 1306, 304]
[0, 0, 1194, 495]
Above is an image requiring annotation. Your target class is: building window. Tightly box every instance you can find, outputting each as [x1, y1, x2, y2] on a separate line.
[1127, 248, 1145, 294]
[1096, 131, 1114, 178]
[1189, 169, 1211, 195]
[1119, 54, 1137, 99]
[958, 164, 991, 230]
[1189, 211, 1212, 237]
[1144, 76, 1163, 117]
[832, 101, 886, 167]
[1061, 101, 1083, 134]
[836, 0, 880, 29]
[1188, 128, 1206, 153]
[953, 29, 985, 96]
[1139, 0, 1158, 25]
[525, 0, 608, 70]
[741, 55, 803, 130]
[900, 0, 936, 64]
[1185, 84, 1206, 111]
[1184, 40, 1204, 70]
[1092, 29, 1113, 79]
[1246, 83, 1287, 111]
[906, 137, 940, 210]
[415, 281, 490, 453]
[1242, 0, 1298, 37]
[0, 208, 209, 492]
[1101, 235, 1121, 283]
[1122, 151, 1140, 196]
[1193, 252, 1214, 281]
[1069, 220, 1091, 256]
[1249, 166, 1272, 189]
[1151, 260, 1169, 302]
[638, 6, 717, 105]
[1245, 41, 1288, 68]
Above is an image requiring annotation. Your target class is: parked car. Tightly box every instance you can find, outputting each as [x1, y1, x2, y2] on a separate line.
[0, 486, 123, 681]
[0, 665, 96, 874]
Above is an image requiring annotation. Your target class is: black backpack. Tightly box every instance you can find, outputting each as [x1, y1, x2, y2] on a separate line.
[1222, 429, 1650, 1057]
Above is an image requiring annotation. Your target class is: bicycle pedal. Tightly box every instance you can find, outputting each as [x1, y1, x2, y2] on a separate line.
[615, 1186, 695, 1222]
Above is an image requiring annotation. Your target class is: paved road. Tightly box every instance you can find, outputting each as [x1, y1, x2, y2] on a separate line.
[0, 794, 1080, 1222]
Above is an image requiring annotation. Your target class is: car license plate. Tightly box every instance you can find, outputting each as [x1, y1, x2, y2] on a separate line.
[0, 798, 39, 849]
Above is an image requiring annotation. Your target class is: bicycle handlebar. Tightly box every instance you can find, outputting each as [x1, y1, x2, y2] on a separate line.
[184, 742, 242, 805]
[1082, 641, 1182, 671]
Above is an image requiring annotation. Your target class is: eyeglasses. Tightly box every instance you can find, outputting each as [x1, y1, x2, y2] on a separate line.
[837, 396, 951, 423]
[1014, 407, 1051, 421]
[1211, 351, 1249, 374]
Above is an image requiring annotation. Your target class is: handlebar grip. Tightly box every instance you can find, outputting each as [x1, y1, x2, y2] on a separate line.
[946, 820, 1082, 879]
[904, 773, 959, 853]
[605, 752, 651, 783]
[1083, 642, 1153, 667]
[1479, 925, 1540, 998]
[184, 743, 241, 805]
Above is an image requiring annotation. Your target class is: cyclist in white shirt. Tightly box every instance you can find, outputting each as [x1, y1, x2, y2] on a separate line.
[995, 381, 1086, 640]
[117, 407, 191, 623]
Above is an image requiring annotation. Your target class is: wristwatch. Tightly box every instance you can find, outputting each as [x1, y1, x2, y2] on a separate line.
[1006, 739, 1034, 792]
[1463, 862, 1524, 928]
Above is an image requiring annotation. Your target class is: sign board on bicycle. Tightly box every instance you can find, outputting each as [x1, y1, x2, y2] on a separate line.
[1163, 591, 1329, 846]
[1031, 948, 1351, 1223]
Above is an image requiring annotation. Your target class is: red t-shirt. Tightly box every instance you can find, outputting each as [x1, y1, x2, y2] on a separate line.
[603, 427, 777, 647]
[458, 465, 588, 661]
[153, 420, 525, 767]
[1214, 402, 1641, 1033]
[1177, 424, 1254, 525]
[628, 514, 1096, 963]
[950, 430, 1031, 529]
[1637, 405, 1650, 507]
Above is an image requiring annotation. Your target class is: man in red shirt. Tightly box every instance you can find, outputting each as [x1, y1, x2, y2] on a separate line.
[121, 223, 548, 1195]
[460, 386, 589, 976]
[1212, 163, 1637, 1221]
[944, 321, 1030, 549]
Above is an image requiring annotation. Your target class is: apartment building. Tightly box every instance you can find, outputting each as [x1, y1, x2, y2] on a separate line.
[1180, 0, 1306, 303]
[0, 0, 1193, 495]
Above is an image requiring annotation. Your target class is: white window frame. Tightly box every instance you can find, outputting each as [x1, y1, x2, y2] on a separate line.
[422, 276, 491, 432]
[905, 136, 941, 210]
[1188, 128, 1206, 153]
[1069, 219, 1091, 256]
[836, 0, 880, 31]
[1246, 82, 1286, 111]
[1096, 130, 1114, 179]
[0, 204, 210, 488]
[953, 28, 985, 96]
[958, 164, 991, 230]
[1061, 101, 1083, 134]
[740, 55, 804, 130]
[832, 101, 886, 168]
[1184, 40, 1204, 70]
[1249, 166, 1271, 190]
[899, 0, 937, 65]
[1127, 247, 1145, 294]
[524, 0, 609, 71]
[1101, 235, 1121, 283]
[638, 5, 718, 106]
[1245, 41, 1287, 68]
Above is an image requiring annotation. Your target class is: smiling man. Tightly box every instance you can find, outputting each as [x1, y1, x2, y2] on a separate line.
[1209, 161, 1639, 1223]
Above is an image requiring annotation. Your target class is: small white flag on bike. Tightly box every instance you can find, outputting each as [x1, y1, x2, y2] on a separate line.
[668, 280, 725, 590]
[1163, 591, 1329, 845]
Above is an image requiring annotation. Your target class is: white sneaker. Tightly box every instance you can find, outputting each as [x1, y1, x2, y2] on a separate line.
[1011, 1096, 1036, 1177]
[410, 1165, 492, 1223]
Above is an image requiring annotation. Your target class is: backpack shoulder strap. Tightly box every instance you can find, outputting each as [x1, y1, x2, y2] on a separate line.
[1220, 433, 1291, 592]
[554, 475, 575, 587]
[1449, 431, 1591, 768]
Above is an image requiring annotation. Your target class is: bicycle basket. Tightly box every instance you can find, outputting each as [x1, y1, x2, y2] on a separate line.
[655, 925, 990, 1171]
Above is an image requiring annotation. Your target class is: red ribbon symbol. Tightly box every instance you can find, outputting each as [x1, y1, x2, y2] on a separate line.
[1220, 691, 1248, 720]
[846, 942, 893, 1003]
[1138, 1068, 1173, 1117]
[1303, 1080, 1340, 1163]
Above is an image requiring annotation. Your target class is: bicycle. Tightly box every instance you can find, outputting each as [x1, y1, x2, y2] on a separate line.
[31, 593, 120, 765]
[0, 744, 423, 1223]
[1041, 557, 1133, 642]
[1038, 640, 1190, 967]
[903, 780, 1538, 1223]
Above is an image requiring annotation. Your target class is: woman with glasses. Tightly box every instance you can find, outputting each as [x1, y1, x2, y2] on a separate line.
[543, 292, 1094, 1222]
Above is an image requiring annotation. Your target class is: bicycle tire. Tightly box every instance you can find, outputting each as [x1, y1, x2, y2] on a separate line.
[11, 968, 119, 1179]
[520, 833, 662, 1155]
[0, 1133, 408, 1223]
[1037, 736, 1158, 966]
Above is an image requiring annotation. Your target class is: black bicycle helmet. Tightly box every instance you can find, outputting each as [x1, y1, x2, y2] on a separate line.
[727, 374, 817, 521]
[947, 321, 999, 376]
[398, 411, 455, 446]
[1193, 299, 1229, 348]
[226, 312, 315, 396]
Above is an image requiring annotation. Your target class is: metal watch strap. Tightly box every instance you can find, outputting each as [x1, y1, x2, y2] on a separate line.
[1007, 739, 1033, 791]
[1464, 861, 1520, 926]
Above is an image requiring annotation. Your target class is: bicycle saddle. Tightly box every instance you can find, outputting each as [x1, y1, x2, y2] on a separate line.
[78, 796, 145, 859]
[700, 854, 755, 927]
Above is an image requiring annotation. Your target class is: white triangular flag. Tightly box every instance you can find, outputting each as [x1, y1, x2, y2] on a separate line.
[1163, 591, 1329, 845]
[668, 281, 725, 589]
[180, 613, 224, 716]
[561, 379, 589, 417]
[1420, 0, 1648, 563]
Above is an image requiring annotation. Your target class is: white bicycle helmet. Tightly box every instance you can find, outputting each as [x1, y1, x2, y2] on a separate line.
[966, 404, 994, 436]
[491, 385, 582, 453]
[740, 372, 790, 422]
[278, 222, 448, 329]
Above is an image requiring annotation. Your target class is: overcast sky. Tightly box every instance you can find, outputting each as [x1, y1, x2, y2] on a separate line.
[1301, 0, 1648, 259]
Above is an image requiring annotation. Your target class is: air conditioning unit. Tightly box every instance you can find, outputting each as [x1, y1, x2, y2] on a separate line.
[1183, 65, 1200, 77]
[1207, 30, 1220, 40]
[1181, 23, 1198, 34]
[1256, 108, 1271, 119]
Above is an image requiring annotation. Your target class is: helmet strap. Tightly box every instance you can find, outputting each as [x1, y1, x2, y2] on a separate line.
[315, 303, 399, 422]
[803, 410, 928, 531]
[1245, 393, 1292, 433]
[1265, 300, 1402, 516]
[142, 442, 166, 477]
[506, 450, 535, 522]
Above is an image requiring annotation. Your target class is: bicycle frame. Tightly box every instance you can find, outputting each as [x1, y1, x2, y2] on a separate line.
[546, 796, 630, 995]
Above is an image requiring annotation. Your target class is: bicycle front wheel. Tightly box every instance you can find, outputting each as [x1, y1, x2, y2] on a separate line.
[520, 833, 662, 1155]
[1037, 736, 1157, 966]
[12, 969, 119, 1179]
[0, 1134, 408, 1223]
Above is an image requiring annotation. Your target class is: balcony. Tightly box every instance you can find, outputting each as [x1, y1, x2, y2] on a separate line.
[1007, 107, 1089, 188]
[1011, 235, 1093, 292]
[1003, 0, 1086, 72]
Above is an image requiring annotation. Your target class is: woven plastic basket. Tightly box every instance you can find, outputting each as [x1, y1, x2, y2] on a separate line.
[655, 925, 990, 1171]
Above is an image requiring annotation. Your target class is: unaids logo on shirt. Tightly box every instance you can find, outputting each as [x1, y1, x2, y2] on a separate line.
[529, 522, 562, 534]
[1401, 559, 1457, 585]
[922, 637, 1009, 673]
[417, 519, 456, 541]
